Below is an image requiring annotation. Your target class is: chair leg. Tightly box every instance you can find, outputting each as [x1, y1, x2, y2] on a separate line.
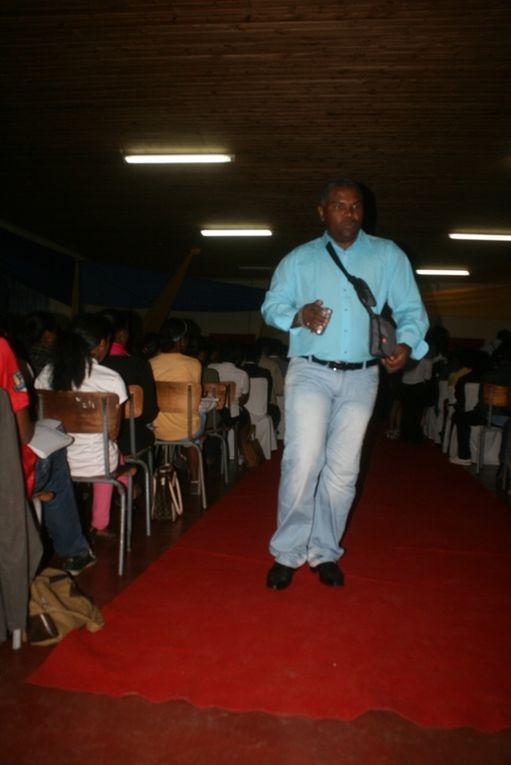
[126, 474, 133, 550]
[147, 448, 154, 503]
[191, 443, 207, 510]
[477, 430, 486, 474]
[126, 457, 152, 537]
[116, 481, 127, 576]
[207, 432, 229, 485]
[143, 462, 151, 535]
[220, 435, 229, 484]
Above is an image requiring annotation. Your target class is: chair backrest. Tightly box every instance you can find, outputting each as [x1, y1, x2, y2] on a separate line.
[124, 384, 144, 419]
[202, 381, 227, 411]
[123, 384, 145, 454]
[482, 383, 511, 411]
[155, 381, 202, 439]
[219, 380, 237, 414]
[37, 390, 122, 441]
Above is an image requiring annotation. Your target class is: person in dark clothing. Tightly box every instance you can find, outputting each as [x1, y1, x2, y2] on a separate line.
[21, 311, 59, 377]
[99, 309, 158, 457]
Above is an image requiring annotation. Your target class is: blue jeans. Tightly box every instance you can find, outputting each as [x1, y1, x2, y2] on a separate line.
[35, 448, 90, 558]
[270, 357, 379, 568]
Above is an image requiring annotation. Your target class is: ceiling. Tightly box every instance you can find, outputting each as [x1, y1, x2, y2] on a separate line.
[1, 1, 510, 288]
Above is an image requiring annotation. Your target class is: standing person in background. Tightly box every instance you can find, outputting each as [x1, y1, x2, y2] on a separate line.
[261, 177, 428, 590]
[399, 354, 433, 442]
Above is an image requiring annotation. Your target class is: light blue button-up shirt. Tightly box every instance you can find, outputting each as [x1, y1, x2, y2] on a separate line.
[261, 230, 429, 361]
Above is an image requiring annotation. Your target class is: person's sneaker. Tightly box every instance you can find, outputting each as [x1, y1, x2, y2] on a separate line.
[449, 456, 472, 466]
[63, 549, 97, 576]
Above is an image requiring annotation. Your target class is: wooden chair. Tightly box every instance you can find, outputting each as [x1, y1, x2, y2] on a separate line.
[123, 384, 153, 539]
[202, 381, 229, 484]
[154, 381, 207, 509]
[477, 384, 511, 485]
[37, 390, 135, 576]
[217, 380, 239, 461]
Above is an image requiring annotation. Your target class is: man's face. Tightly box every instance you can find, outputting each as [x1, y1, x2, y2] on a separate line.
[317, 185, 364, 248]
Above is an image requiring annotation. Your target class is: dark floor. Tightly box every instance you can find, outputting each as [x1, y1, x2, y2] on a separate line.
[1, 449, 511, 765]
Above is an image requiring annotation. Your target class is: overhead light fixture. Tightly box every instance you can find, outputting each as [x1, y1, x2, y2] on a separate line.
[449, 233, 511, 242]
[416, 269, 470, 276]
[201, 229, 272, 237]
[124, 154, 234, 164]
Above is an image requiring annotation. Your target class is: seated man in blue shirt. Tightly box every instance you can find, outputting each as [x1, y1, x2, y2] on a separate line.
[262, 178, 429, 590]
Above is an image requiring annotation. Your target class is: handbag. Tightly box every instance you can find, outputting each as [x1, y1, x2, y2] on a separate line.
[26, 568, 104, 646]
[151, 463, 183, 521]
[326, 242, 397, 358]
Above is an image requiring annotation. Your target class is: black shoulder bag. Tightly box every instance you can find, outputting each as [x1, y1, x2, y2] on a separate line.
[326, 242, 397, 358]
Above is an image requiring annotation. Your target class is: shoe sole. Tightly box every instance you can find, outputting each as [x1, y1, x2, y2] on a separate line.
[65, 558, 97, 576]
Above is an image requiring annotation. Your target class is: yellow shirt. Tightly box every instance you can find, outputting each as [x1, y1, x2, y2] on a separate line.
[150, 352, 202, 440]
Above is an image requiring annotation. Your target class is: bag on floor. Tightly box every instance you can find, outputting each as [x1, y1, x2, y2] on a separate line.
[152, 463, 183, 521]
[26, 567, 104, 646]
[239, 433, 265, 468]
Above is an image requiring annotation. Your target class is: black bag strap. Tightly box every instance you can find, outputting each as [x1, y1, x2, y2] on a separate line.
[326, 242, 377, 317]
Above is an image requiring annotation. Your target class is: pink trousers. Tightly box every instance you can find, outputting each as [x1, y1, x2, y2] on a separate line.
[91, 459, 129, 531]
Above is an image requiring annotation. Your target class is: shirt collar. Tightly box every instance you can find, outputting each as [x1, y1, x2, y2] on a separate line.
[322, 229, 365, 254]
[109, 342, 129, 356]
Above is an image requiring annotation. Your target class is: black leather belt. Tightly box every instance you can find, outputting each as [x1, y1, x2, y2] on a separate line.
[302, 355, 379, 371]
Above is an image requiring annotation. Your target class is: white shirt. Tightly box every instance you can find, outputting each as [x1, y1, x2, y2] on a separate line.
[208, 362, 250, 417]
[35, 359, 128, 477]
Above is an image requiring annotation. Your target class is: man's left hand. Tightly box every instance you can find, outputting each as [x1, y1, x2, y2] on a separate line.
[381, 343, 411, 374]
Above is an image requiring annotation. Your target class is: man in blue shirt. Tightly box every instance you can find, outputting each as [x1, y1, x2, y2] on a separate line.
[262, 178, 428, 590]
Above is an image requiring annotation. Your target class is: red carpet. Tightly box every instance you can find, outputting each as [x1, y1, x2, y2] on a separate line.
[28, 436, 511, 731]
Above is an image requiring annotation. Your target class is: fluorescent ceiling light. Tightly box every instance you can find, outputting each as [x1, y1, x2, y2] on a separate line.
[201, 229, 272, 237]
[416, 269, 470, 276]
[449, 233, 511, 242]
[124, 154, 234, 164]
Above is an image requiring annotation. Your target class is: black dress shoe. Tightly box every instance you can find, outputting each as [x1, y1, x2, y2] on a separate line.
[311, 561, 344, 587]
[266, 562, 295, 590]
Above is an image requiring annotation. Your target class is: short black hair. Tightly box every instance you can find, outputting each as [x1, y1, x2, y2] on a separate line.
[319, 177, 363, 206]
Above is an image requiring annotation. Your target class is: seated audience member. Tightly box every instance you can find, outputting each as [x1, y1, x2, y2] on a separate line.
[256, 338, 284, 406]
[138, 331, 159, 360]
[22, 311, 59, 377]
[191, 337, 220, 383]
[208, 343, 252, 460]
[242, 344, 281, 431]
[0, 335, 95, 575]
[149, 318, 204, 493]
[35, 314, 128, 538]
[269, 337, 289, 378]
[450, 347, 510, 466]
[99, 309, 158, 458]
